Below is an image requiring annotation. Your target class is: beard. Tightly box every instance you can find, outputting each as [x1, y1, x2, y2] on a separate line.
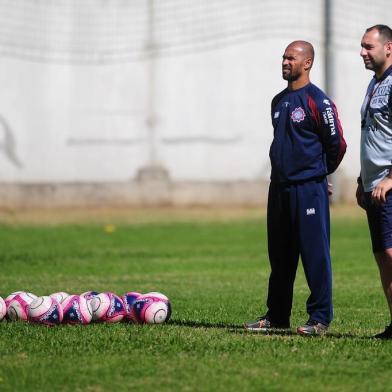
[363, 60, 375, 70]
[282, 69, 300, 81]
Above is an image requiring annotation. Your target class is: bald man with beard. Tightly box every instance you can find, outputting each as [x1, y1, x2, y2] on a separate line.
[244, 41, 347, 335]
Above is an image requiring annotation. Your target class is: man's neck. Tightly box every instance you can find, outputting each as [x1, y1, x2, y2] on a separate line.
[288, 77, 310, 91]
[375, 62, 392, 80]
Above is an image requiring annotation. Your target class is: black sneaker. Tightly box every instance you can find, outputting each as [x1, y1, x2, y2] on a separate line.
[297, 319, 328, 336]
[374, 324, 392, 339]
[244, 315, 290, 331]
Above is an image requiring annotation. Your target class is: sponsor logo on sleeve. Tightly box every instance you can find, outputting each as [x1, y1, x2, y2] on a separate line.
[323, 107, 336, 135]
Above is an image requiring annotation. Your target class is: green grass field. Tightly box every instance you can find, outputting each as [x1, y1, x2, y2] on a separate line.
[0, 207, 392, 392]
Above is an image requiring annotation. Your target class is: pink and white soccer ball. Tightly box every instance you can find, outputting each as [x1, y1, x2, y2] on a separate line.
[131, 293, 171, 324]
[122, 292, 142, 320]
[80, 291, 99, 301]
[90, 292, 126, 323]
[50, 292, 71, 305]
[144, 292, 171, 319]
[144, 292, 169, 301]
[28, 296, 63, 326]
[61, 295, 93, 324]
[4, 291, 25, 307]
[0, 296, 6, 321]
[6, 292, 37, 321]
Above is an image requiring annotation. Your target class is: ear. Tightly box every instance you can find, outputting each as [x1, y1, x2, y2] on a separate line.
[386, 41, 392, 57]
[304, 57, 313, 71]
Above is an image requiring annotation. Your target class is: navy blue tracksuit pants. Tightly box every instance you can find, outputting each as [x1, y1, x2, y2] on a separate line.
[266, 179, 332, 326]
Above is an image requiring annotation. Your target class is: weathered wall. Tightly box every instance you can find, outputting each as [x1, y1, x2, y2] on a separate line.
[0, 1, 390, 206]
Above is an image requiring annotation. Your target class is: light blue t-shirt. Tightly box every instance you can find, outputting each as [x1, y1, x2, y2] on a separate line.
[360, 65, 392, 192]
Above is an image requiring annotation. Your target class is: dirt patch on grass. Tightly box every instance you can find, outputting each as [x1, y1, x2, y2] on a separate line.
[0, 203, 363, 226]
[0, 206, 265, 226]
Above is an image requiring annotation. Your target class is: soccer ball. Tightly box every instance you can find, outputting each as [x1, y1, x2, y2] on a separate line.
[28, 296, 63, 326]
[144, 291, 169, 301]
[80, 291, 99, 301]
[122, 292, 142, 320]
[90, 292, 126, 323]
[50, 292, 71, 305]
[0, 297, 6, 321]
[131, 294, 171, 324]
[61, 295, 93, 324]
[6, 292, 37, 321]
[4, 291, 26, 307]
[142, 291, 171, 322]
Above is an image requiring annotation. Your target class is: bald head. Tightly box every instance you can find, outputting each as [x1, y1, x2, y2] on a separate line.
[286, 41, 315, 64]
[282, 40, 315, 86]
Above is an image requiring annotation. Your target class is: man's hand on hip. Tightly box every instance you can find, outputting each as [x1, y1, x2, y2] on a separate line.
[371, 177, 392, 204]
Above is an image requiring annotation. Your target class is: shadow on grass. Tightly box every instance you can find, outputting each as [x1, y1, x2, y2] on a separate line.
[169, 320, 380, 339]
[169, 319, 295, 335]
[322, 331, 379, 340]
[231, 329, 380, 339]
[168, 319, 244, 330]
[233, 330, 379, 340]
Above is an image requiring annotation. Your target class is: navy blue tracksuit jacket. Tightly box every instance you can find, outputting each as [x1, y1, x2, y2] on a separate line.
[266, 83, 346, 326]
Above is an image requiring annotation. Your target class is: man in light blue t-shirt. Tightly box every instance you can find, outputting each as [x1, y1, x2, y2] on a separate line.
[356, 24, 392, 339]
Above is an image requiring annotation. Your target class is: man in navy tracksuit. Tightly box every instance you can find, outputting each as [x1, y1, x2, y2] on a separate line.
[245, 41, 347, 335]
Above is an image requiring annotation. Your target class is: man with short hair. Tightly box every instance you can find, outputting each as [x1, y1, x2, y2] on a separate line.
[244, 40, 346, 336]
[356, 24, 392, 339]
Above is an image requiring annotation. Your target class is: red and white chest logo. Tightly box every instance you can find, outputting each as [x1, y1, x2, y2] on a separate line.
[291, 107, 306, 123]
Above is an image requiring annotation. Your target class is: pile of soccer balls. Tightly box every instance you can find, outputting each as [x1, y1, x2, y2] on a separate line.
[0, 290, 171, 326]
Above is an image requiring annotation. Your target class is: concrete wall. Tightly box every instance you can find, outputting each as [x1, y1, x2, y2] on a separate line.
[0, 1, 390, 206]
